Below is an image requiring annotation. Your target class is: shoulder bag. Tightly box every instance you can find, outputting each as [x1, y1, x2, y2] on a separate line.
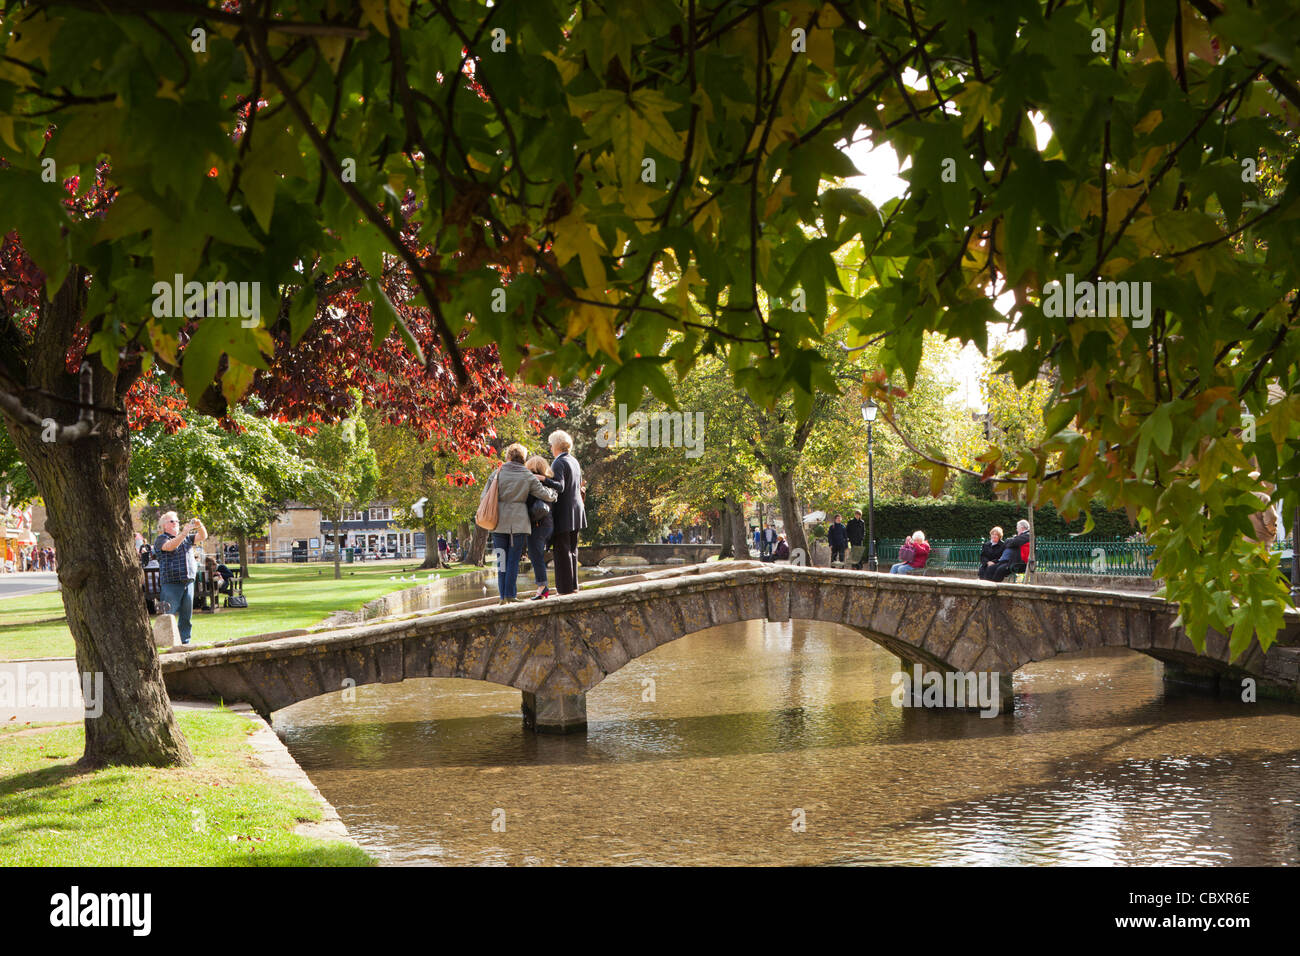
[476, 469, 500, 530]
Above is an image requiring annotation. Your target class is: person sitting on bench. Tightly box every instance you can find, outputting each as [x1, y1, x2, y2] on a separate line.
[989, 520, 1032, 582]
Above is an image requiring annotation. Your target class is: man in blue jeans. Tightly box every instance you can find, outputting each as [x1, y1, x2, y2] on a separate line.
[153, 511, 207, 645]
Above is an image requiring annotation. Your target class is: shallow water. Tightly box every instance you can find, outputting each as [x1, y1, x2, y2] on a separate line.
[275, 575, 1300, 865]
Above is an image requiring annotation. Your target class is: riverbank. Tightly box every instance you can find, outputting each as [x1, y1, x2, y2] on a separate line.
[0, 708, 372, 866]
[0, 562, 477, 660]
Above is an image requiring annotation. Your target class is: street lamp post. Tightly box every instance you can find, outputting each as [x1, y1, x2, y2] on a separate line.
[1292, 505, 1300, 607]
[861, 399, 878, 571]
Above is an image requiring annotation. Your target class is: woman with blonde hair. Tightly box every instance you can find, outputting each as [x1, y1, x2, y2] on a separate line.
[978, 527, 1003, 580]
[524, 455, 563, 599]
[480, 443, 557, 602]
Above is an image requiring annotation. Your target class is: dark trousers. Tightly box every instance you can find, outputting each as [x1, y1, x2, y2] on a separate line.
[989, 561, 1023, 582]
[554, 530, 579, 594]
[528, 519, 553, 587]
[831, 546, 846, 563]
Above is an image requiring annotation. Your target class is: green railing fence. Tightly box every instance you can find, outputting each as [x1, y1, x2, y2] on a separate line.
[875, 537, 1158, 576]
[873, 537, 1291, 576]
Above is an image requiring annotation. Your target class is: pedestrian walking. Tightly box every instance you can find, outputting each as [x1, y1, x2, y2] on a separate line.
[828, 513, 849, 564]
[846, 510, 866, 567]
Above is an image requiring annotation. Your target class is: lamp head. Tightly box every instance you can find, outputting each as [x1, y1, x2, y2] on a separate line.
[860, 398, 878, 423]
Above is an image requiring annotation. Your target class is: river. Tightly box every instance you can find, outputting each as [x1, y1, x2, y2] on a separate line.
[273, 571, 1300, 865]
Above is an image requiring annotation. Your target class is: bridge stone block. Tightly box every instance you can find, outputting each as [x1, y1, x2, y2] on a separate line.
[510, 619, 558, 693]
[513, 652, 555, 694]
[482, 632, 530, 687]
[1203, 628, 1230, 662]
[1094, 605, 1130, 651]
[610, 604, 658, 658]
[253, 659, 304, 712]
[898, 594, 940, 650]
[676, 591, 714, 636]
[706, 588, 741, 627]
[454, 626, 497, 681]
[277, 654, 328, 702]
[734, 581, 767, 624]
[844, 587, 878, 630]
[400, 633, 439, 679]
[556, 619, 605, 686]
[1126, 610, 1153, 650]
[816, 582, 850, 623]
[765, 580, 792, 623]
[342, 645, 381, 689]
[1025, 603, 1070, 661]
[789, 580, 821, 622]
[946, 632, 988, 673]
[1151, 617, 1181, 650]
[426, 634, 461, 678]
[576, 609, 631, 676]
[314, 650, 356, 699]
[374, 641, 406, 684]
[925, 599, 981, 663]
[870, 590, 910, 643]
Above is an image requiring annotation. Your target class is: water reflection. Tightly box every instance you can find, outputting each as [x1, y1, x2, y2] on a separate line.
[276, 610, 1300, 865]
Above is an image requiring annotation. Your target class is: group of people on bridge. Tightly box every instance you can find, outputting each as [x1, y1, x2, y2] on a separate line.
[478, 430, 586, 603]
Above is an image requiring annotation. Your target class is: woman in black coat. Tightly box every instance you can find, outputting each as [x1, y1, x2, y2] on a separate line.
[978, 527, 1004, 580]
[524, 455, 564, 599]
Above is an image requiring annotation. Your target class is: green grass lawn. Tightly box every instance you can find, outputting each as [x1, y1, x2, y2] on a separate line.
[0, 709, 373, 866]
[1, 561, 477, 660]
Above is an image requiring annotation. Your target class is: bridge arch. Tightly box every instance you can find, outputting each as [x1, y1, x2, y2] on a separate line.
[161, 565, 1299, 733]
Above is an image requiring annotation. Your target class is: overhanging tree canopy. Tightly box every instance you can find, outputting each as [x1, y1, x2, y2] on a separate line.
[2, 0, 1299, 766]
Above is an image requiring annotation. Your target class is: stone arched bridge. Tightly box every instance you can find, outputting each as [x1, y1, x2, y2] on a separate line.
[161, 562, 1300, 733]
[573, 542, 721, 566]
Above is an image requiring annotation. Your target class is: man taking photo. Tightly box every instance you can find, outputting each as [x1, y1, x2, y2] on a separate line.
[154, 511, 207, 646]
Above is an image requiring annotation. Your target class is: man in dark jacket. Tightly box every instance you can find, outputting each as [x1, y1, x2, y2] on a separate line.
[989, 520, 1031, 582]
[549, 429, 587, 594]
[828, 513, 849, 564]
[846, 510, 866, 568]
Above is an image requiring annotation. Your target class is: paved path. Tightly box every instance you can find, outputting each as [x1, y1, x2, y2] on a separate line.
[1, 658, 216, 723]
[0, 572, 59, 600]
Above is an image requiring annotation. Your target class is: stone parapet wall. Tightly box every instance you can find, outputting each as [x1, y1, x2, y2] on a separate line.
[161, 563, 1300, 716]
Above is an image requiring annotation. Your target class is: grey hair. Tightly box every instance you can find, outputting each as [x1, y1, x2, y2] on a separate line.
[548, 430, 573, 452]
[158, 510, 178, 532]
[1017, 519, 1030, 532]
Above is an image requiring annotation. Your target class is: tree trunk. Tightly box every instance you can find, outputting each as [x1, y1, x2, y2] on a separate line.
[717, 502, 735, 559]
[727, 497, 747, 559]
[2, 273, 191, 767]
[334, 508, 343, 579]
[770, 467, 812, 564]
[420, 518, 443, 569]
[236, 529, 250, 577]
[469, 524, 489, 565]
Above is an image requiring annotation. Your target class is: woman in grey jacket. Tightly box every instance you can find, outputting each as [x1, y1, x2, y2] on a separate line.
[482, 443, 558, 602]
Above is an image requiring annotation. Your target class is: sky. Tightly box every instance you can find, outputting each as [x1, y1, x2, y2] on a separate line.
[840, 99, 1051, 410]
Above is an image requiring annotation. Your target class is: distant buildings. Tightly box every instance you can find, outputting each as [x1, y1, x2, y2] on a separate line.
[266, 501, 426, 560]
